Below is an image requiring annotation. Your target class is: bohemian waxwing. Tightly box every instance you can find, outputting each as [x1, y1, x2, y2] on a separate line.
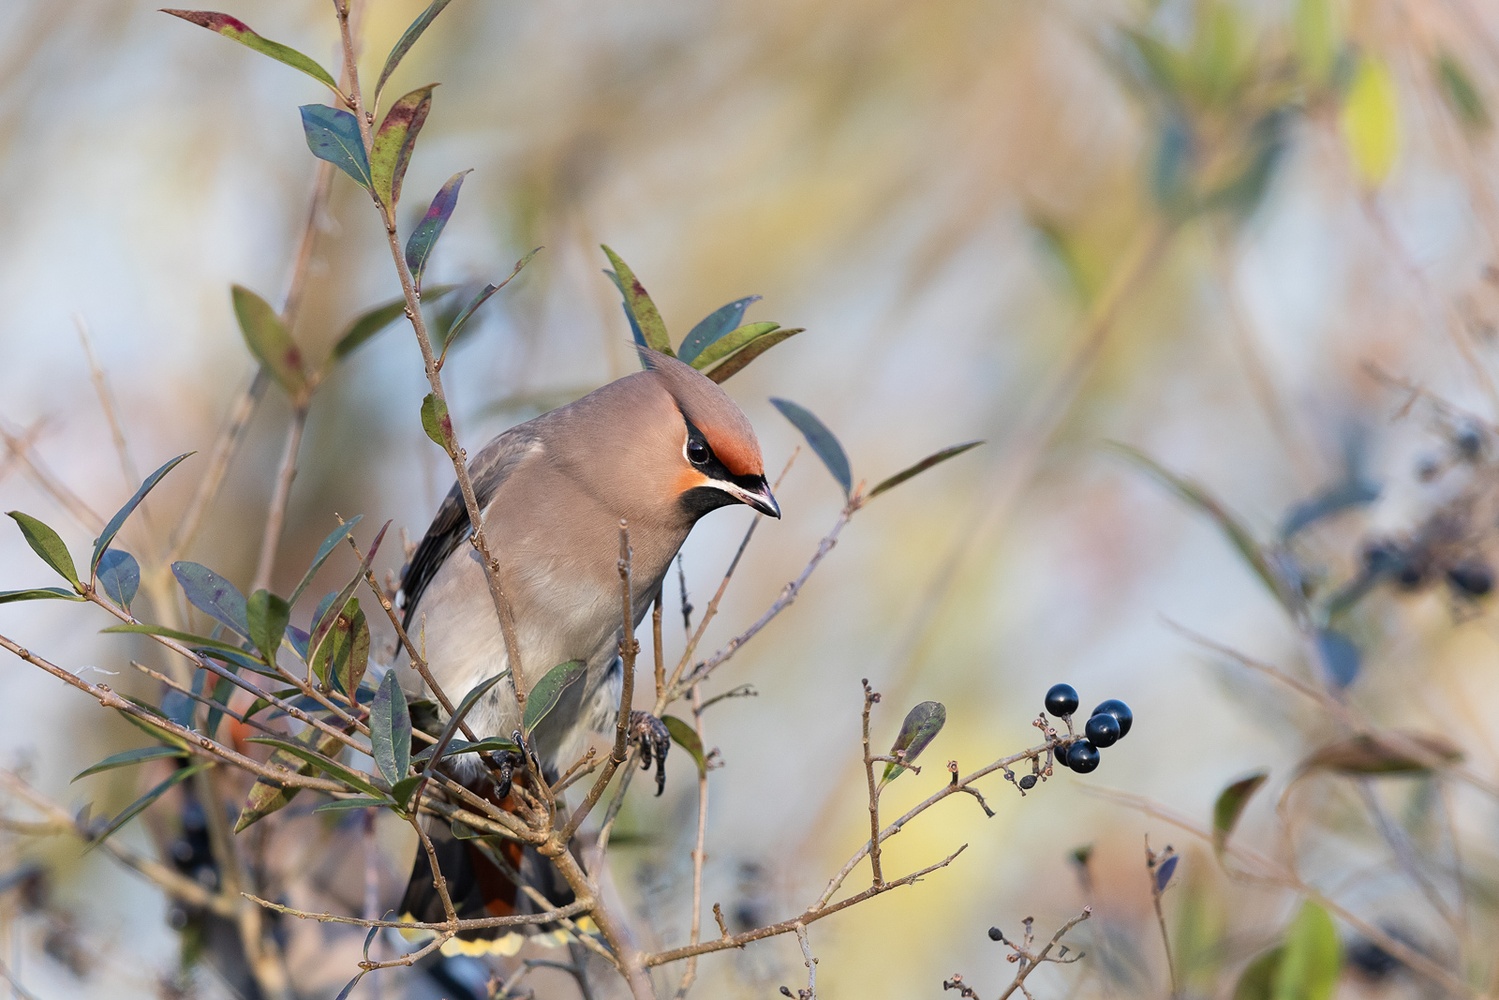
[398, 349, 779, 954]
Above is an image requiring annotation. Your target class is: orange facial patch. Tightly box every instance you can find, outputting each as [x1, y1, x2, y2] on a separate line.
[676, 467, 711, 496]
[698, 421, 762, 478]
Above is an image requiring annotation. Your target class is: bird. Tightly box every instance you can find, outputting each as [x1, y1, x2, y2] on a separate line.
[396, 349, 780, 955]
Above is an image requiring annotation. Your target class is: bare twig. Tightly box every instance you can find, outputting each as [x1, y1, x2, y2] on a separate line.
[861, 679, 885, 887]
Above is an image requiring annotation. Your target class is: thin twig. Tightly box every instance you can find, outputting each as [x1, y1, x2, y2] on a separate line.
[251, 403, 309, 594]
[860, 679, 885, 887]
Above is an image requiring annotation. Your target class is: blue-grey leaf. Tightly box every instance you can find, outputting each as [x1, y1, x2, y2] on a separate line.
[246, 589, 291, 664]
[91, 453, 192, 573]
[678, 295, 760, 364]
[405, 170, 469, 291]
[290, 516, 362, 607]
[1155, 853, 1179, 892]
[881, 700, 946, 785]
[522, 659, 586, 734]
[172, 561, 250, 639]
[770, 398, 852, 498]
[370, 669, 411, 786]
[96, 549, 140, 610]
[299, 104, 371, 190]
[1315, 628, 1360, 689]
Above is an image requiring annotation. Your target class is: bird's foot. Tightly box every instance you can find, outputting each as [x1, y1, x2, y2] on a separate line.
[628, 711, 671, 796]
[485, 747, 527, 802]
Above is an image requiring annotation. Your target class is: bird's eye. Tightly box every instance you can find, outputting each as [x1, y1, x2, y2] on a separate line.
[686, 439, 710, 466]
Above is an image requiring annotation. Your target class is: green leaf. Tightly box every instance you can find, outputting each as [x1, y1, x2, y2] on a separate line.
[171, 561, 251, 639]
[1213, 769, 1268, 856]
[246, 737, 384, 797]
[373, 0, 454, 105]
[702, 327, 802, 383]
[289, 516, 362, 607]
[662, 715, 707, 777]
[370, 670, 412, 786]
[86, 762, 207, 851]
[406, 170, 470, 292]
[1234, 946, 1282, 1000]
[411, 736, 520, 764]
[390, 774, 422, 809]
[73, 745, 188, 781]
[91, 453, 192, 574]
[601, 246, 673, 357]
[439, 248, 543, 354]
[687, 320, 779, 371]
[678, 297, 761, 364]
[247, 589, 291, 664]
[235, 731, 345, 832]
[868, 441, 983, 500]
[1293, 0, 1339, 88]
[101, 622, 249, 656]
[1274, 901, 1341, 1000]
[7, 511, 79, 586]
[311, 598, 370, 696]
[162, 10, 341, 96]
[116, 699, 192, 751]
[1299, 730, 1462, 776]
[421, 670, 512, 781]
[523, 660, 586, 734]
[314, 796, 395, 814]
[370, 84, 435, 208]
[232, 285, 305, 395]
[1340, 54, 1400, 188]
[769, 398, 852, 498]
[1436, 52, 1489, 132]
[299, 104, 372, 191]
[308, 520, 389, 666]
[1110, 444, 1292, 611]
[880, 701, 946, 785]
[420, 393, 450, 449]
[96, 549, 140, 610]
[329, 287, 455, 362]
[0, 588, 84, 605]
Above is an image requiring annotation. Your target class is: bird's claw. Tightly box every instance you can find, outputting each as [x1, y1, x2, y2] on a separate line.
[487, 748, 526, 802]
[629, 711, 671, 796]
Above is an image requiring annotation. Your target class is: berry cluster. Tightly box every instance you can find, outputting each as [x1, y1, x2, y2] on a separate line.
[1044, 683, 1132, 775]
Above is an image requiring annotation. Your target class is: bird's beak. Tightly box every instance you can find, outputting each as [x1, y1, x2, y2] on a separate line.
[723, 476, 780, 518]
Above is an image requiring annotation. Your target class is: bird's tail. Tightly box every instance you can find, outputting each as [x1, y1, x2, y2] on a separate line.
[398, 789, 597, 957]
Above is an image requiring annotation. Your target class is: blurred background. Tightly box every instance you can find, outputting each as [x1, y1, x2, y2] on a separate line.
[4, 0, 1499, 997]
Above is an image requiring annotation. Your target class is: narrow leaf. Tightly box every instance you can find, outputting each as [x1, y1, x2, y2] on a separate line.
[91, 453, 192, 573]
[116, 698, 191, 750]
[73, 745, 188, 781]
[601, 246, 672, 356]
[1436, 52, 1489, 132]
[96, 549, 140, 610]
[330, 287, 455, 362]
[1299, 730, 1462, 776]
[289, 515, 362, 607]
[1340, 55, 1400, 188]
[769, 398, 852, 498]
[1213, 770, 1268, 856]
[172, 561, 250, 638]
[370, 670, 412, 786]
[662, 715, 707, 777]
[406, 170, 470, 291]
[308, 520, 389, 665]
[0, 588, 84, 605]
[423, 670, 512, 777]
[678, 296, 761, 364]
[522, 659, 586, 734]
[1313, 628, 1360, 689]
[688, 321, 779, 370]
[299, 104, 372, 191]
[235, 731, 345, 832]
[232, 285, 305, 394]
[370, 84, 436, 208]
[440, 248, 542, 352]
[411, 736, 520, 764]
[314, 797, 394, 814]
[311, 599, 370, 695]
[1234, 946, 1282, 1000]
[1274, 901, 1341, 1000]
[880, 701, 947, 785]
[1155, 854, 1180, 892]
[868, 441, 983, 500]
[374, 0, 454, 104]
[162, 10, 341, 95]
[702, 327, 802, 383]
[246, 737, 384, 797]
[420, 393, 451, 449]
[86, 762, 206, 851]
[101, 622, 249, 656]
[1111, 444, 1291, 610]
[7, 512, 79, 586]
[246, 589, 291, 664]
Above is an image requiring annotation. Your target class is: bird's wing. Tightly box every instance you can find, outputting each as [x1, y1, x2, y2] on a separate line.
[399, 428, 541, 629]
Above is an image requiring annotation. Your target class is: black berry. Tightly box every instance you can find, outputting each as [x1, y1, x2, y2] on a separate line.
[1044, 683, 1079, 718]
[1018, 774, 1037, 790]
[988, 927, 1004, 942]
[1447, 561, 1493, 597]
[1066, 740, 1100, 773]
[1090, 699, 1133, 739]
[1085, 711, 1121, 748]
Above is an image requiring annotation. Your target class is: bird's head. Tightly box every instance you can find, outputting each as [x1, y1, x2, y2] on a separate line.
[640, 351, 780, 521]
